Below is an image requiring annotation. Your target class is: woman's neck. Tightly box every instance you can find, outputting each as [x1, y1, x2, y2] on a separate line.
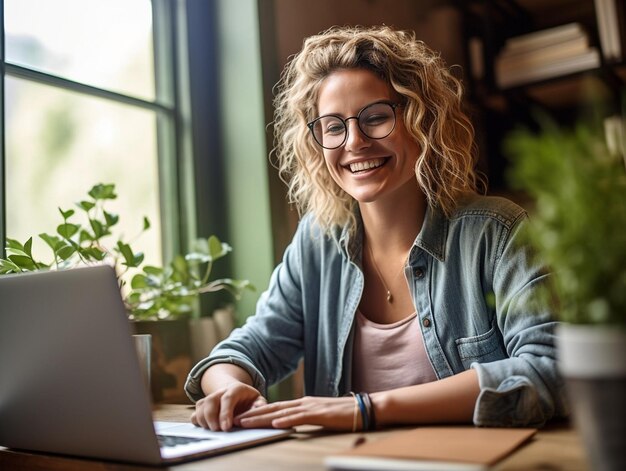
[359, 186, 427, 255]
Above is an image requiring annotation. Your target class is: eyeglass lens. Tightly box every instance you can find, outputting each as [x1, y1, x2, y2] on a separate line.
[310, 102, 396, 149]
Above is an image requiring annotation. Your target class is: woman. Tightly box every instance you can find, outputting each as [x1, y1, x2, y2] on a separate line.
[185, 25, 567, 432]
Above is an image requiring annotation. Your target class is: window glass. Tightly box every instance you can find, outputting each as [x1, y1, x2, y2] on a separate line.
[4, 0, 155, 101]
[5, 76, 162, 268]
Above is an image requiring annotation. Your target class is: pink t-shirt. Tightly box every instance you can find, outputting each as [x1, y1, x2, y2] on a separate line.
[352, 310, 438, 393]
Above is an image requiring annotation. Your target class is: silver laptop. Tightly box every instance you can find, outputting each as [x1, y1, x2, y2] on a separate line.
[0, 264, 291, 465]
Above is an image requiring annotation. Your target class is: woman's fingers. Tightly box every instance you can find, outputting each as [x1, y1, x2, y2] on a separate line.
[192, 390, 228, 431]
[191, 383, 262, 431]
[236, 398, 300, 419]
[219, 384, 261, 430]
[191, 394, 219, 430]
[236, 396, 356, 430]
[236, 403, 305, 428]
[271, 411, 309, 429]
[252, 396, 268, 408]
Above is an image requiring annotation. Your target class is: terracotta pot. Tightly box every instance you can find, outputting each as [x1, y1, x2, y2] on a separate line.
[132, 319, 192, 404]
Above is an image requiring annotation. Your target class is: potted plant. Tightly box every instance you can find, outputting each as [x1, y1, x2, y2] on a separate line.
[505, 116, 626, 471]
[0, 183, 254, 402]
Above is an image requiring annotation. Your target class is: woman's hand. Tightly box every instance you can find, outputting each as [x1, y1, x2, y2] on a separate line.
[234, 396, 358, 431]
[191, 382, 266, 431]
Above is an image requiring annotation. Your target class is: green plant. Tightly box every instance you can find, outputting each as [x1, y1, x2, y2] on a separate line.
[125, 237, 254, 320]
[506, 118, 626, 325]
[0, 183, 253, 320]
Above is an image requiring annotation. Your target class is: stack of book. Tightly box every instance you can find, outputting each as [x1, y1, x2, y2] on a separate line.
[495, 22, 601, 89]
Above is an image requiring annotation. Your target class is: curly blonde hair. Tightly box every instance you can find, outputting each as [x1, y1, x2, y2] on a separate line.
[272, 25, 481, 235]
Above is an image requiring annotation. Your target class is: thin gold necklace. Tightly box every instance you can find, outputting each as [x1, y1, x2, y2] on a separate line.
[365, 241, 408, 304]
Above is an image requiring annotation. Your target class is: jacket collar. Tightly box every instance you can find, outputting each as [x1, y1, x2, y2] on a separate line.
[338, 203, 449, 264]
[338, 210, 364, 265]
[415, 204, 447, 263]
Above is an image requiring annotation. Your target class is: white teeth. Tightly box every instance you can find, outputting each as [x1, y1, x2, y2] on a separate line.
[349, 158, 385, 173]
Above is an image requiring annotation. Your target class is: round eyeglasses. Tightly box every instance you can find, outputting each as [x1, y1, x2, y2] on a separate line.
[307, 101, 400, 150]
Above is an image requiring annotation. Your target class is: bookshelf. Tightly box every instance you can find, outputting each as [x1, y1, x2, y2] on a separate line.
[457, 0, 626, 191]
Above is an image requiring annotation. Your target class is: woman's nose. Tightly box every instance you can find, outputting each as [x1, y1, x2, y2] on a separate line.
[344, 119, 370, 152]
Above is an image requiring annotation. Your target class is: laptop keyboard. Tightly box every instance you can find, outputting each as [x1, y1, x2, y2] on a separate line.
[157, 434, 214, 448]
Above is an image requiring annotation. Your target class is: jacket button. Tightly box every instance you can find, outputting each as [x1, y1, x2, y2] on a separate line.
[422, 317, 431, 328]
[414, 268, 424, 279]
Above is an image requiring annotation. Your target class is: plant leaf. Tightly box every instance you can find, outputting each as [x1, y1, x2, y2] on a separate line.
[131, 273, 150, 289]
[23, 238, 33, 257]
[79, 230, 93, 243]
[83, 247, 107, 261]
[171, 255, 188, 276]
[132, 252, 145, 268]
[58, 208, 75, 220]
[6, 238, 24, 252]
[57, 223, 79, 239]
[117, 241, 135, 267]
[53, 241, 70, 255]
[207, 235, 232, 261]
[5, 248, 27, 257]
[143, 265, 163, 276]
[90, 219, 105, 239]
[0, 258, 22, 274]
[8, 254, 37, 271]
[103, 211, 119, 227]
[56, 245, 77, 261]
[88, 183, 117, 200]
[39, 233, 62, 251]
[77, 200, 95, 212]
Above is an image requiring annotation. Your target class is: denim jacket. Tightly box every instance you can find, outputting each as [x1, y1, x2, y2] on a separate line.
[185, 194, 568, 427]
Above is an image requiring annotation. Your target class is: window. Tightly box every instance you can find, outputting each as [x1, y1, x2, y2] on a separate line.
[1, 0, 189, 267]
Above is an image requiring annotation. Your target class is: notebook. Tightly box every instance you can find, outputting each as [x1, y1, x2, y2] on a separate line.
[325, 426, 537, 470]
[0, 265, 291, 465]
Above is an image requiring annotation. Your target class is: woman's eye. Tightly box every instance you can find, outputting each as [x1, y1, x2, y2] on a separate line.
[325, 122, 345, 135]
[363, 114, 389, 126]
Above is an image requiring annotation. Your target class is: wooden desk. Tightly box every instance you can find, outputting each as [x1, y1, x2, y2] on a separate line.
[0, 404, 589, 470]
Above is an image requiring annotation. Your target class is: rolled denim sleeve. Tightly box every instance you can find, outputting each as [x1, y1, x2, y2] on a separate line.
[472, 217, 568, 427]
[184, 349, 268, 403]
[184, 221, 309, 403]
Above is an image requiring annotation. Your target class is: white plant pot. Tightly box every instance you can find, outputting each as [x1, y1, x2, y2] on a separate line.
[213, 306, 236, 340]
[189, 306, 236, 364]
[556, 324, 626, 471]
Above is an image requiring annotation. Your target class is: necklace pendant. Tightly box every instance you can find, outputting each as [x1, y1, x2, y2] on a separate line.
[386, 291, 393, 303]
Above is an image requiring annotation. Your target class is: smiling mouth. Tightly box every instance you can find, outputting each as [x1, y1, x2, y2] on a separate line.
[347, 158, 388, 174]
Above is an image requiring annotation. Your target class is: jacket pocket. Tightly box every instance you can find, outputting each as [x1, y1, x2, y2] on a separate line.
[455, 322, 507, 370]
